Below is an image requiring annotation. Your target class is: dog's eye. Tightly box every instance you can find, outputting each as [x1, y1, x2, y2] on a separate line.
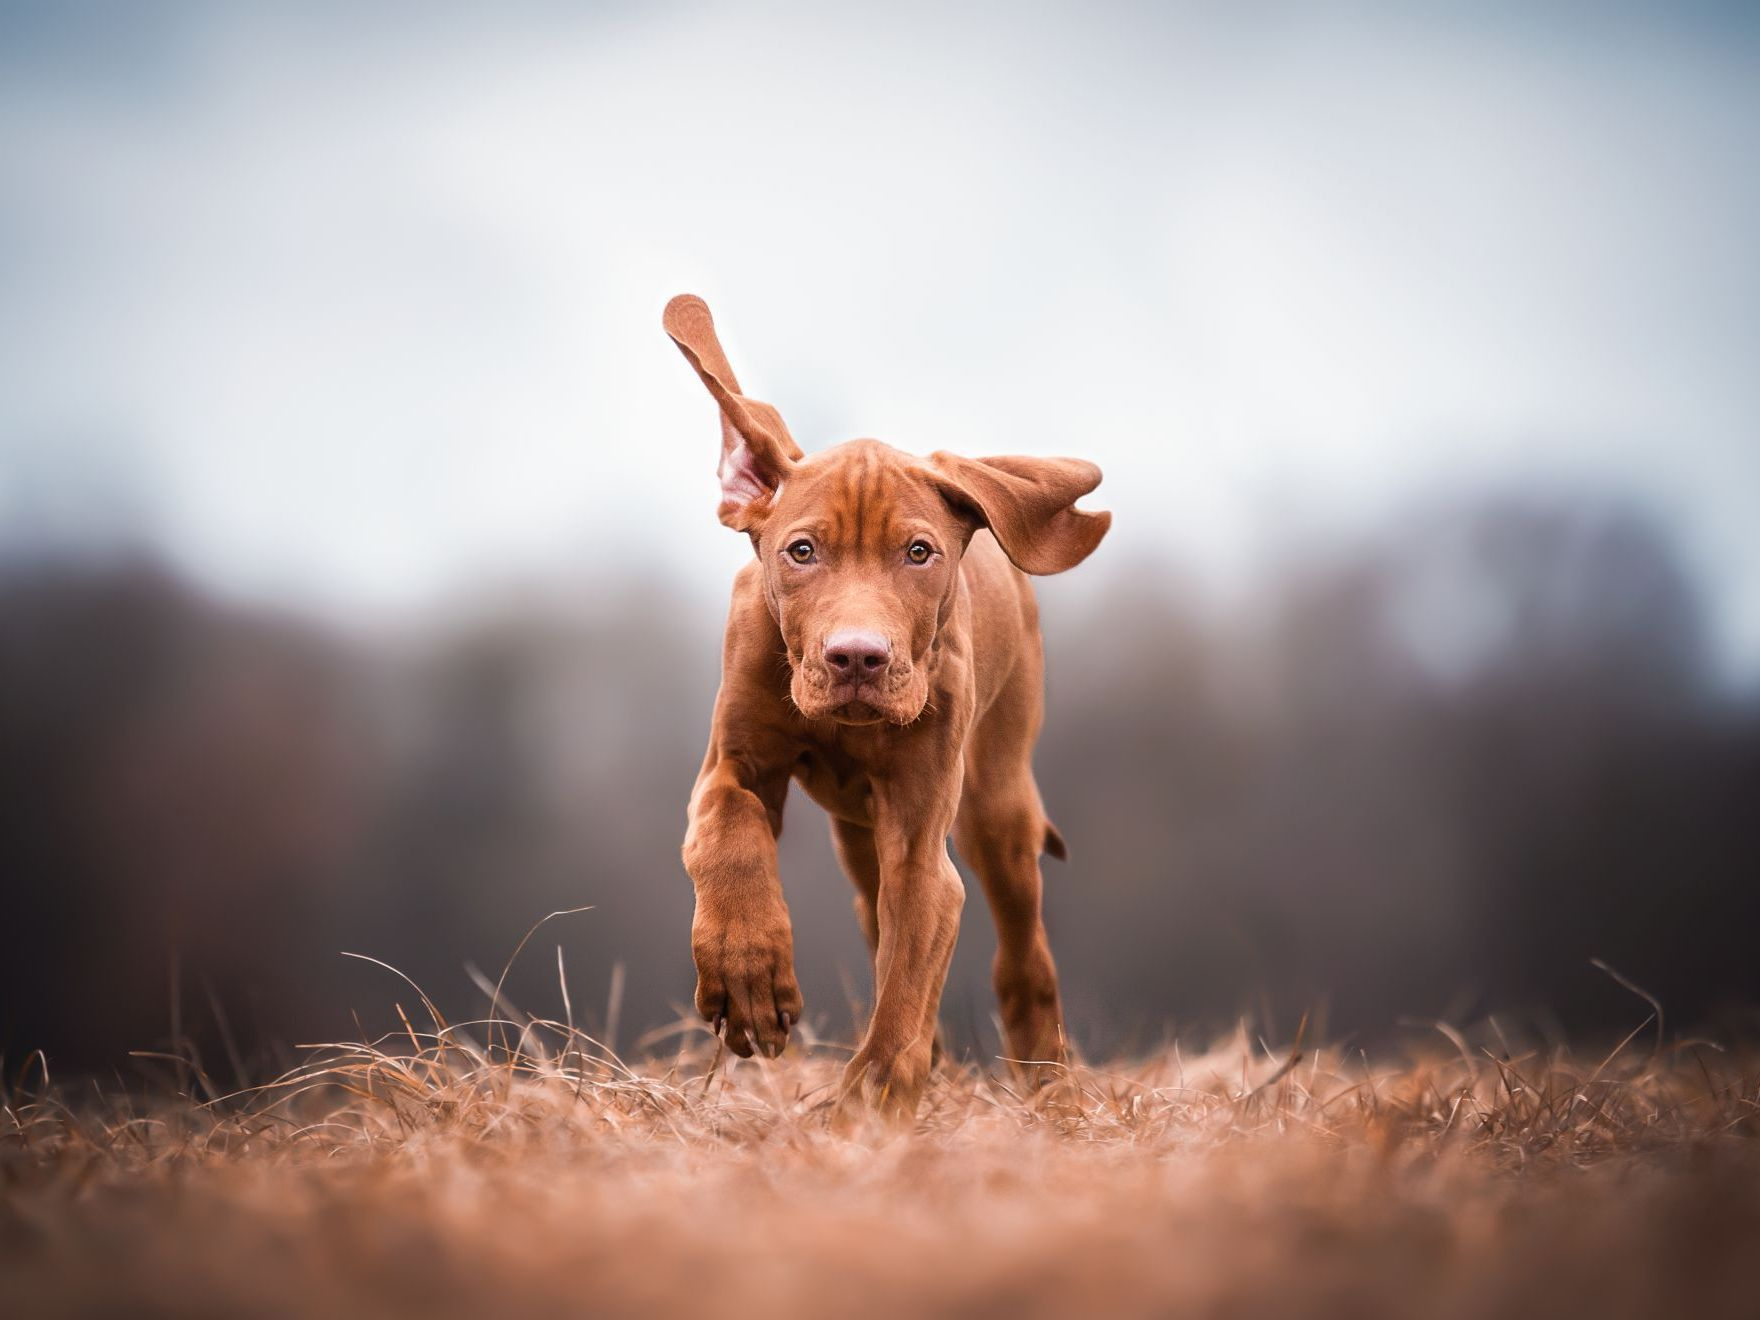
[906, 540, 934, 565]
[785, 540, 816, 564]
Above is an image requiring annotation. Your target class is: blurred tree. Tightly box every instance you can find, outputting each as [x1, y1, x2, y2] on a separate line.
[2, 492, 1756, 1072]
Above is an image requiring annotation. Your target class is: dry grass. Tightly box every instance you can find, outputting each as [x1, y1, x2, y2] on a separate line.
[6, 976, 1760, 1320]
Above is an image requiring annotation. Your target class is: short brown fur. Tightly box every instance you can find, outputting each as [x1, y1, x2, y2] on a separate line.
[664, 294, 1110, 1116]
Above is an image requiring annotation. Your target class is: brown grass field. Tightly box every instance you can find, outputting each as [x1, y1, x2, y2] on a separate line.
[6, 979, 1760, 1320]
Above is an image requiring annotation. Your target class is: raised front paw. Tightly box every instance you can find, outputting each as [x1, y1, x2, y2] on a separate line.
[692, 907, 803, 1058]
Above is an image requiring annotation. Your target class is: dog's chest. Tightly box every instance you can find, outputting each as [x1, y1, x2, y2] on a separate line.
[791, 744, 875, 826]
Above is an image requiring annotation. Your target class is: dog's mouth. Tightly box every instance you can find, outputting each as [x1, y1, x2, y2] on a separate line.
[828, 698, 885, 725]
[824, 681, 898, 725]
[794, 673, 927, 727]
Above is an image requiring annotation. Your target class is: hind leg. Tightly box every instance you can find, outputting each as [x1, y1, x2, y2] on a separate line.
[955, 784, 1065, 1078]
[953, 656, 1067, 1081]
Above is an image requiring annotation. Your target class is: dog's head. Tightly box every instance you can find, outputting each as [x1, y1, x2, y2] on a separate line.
[664, 294, 1110, 726]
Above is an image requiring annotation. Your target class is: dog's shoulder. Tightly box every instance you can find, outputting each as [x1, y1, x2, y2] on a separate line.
[717, 558, 789, 701]
[960, 530, 1039, 626]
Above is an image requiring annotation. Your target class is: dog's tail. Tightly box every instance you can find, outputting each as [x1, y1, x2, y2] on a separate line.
[1042, 820, 1069, 862]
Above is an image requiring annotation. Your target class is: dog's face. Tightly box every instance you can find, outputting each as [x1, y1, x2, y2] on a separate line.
[759, 440, 968, 725]
[664, 294, 1110, 726]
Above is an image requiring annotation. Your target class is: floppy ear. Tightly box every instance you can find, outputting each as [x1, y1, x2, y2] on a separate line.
[927, 452, 1111, 575]
[663, 294, 804, 531]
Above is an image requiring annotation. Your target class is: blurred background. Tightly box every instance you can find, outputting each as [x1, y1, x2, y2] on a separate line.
[3, 1, 1757, 1074]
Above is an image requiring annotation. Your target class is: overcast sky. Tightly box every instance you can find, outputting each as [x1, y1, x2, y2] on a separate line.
[2, 2, 1757, 669]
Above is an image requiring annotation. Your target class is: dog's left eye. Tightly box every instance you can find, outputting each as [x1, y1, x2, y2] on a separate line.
[906, 540, 934, 565]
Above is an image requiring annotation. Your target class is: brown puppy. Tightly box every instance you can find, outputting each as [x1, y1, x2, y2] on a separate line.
[664, 294, 1109, 1115]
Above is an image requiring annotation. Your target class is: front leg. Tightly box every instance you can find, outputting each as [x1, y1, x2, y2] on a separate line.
[840, 766, 966, 1116]
[683, 755, 802, 1058]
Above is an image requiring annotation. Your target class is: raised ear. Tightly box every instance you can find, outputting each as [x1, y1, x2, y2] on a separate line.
[926, 452, 1111, 574]
[663, 294, 804, 531]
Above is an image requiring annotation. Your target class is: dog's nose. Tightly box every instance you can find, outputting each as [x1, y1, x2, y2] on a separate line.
[823, 631, 891, 679]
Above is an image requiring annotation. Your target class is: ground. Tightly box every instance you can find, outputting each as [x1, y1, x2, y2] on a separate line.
[5, 1008, 1759, 1319]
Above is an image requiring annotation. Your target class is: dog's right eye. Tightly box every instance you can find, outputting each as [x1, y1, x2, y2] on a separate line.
[785, 540, 816, 564]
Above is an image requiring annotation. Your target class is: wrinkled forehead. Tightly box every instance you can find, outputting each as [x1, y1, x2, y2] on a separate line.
[771, 440, 951, 547]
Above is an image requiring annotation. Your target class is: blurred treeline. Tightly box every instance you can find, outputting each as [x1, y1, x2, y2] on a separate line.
[4, 490, 1758, 1074]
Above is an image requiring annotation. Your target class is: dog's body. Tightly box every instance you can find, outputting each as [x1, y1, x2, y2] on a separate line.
[665, 295, 1109, 1115]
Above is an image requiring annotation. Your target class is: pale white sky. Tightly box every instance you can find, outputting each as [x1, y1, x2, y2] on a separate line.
[3, 3, 1757, 668]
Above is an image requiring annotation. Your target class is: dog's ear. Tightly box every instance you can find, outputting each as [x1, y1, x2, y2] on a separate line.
[927, 453, 1111, 574]
[663, 294, 803, 531]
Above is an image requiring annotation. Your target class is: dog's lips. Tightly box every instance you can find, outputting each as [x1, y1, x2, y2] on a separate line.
[793, 662, 929, 726]
[827, 682, 887, 723]
[830, 680, 881, 703]
[813, 679, 912, 726]
[829, 700, 885, 725]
